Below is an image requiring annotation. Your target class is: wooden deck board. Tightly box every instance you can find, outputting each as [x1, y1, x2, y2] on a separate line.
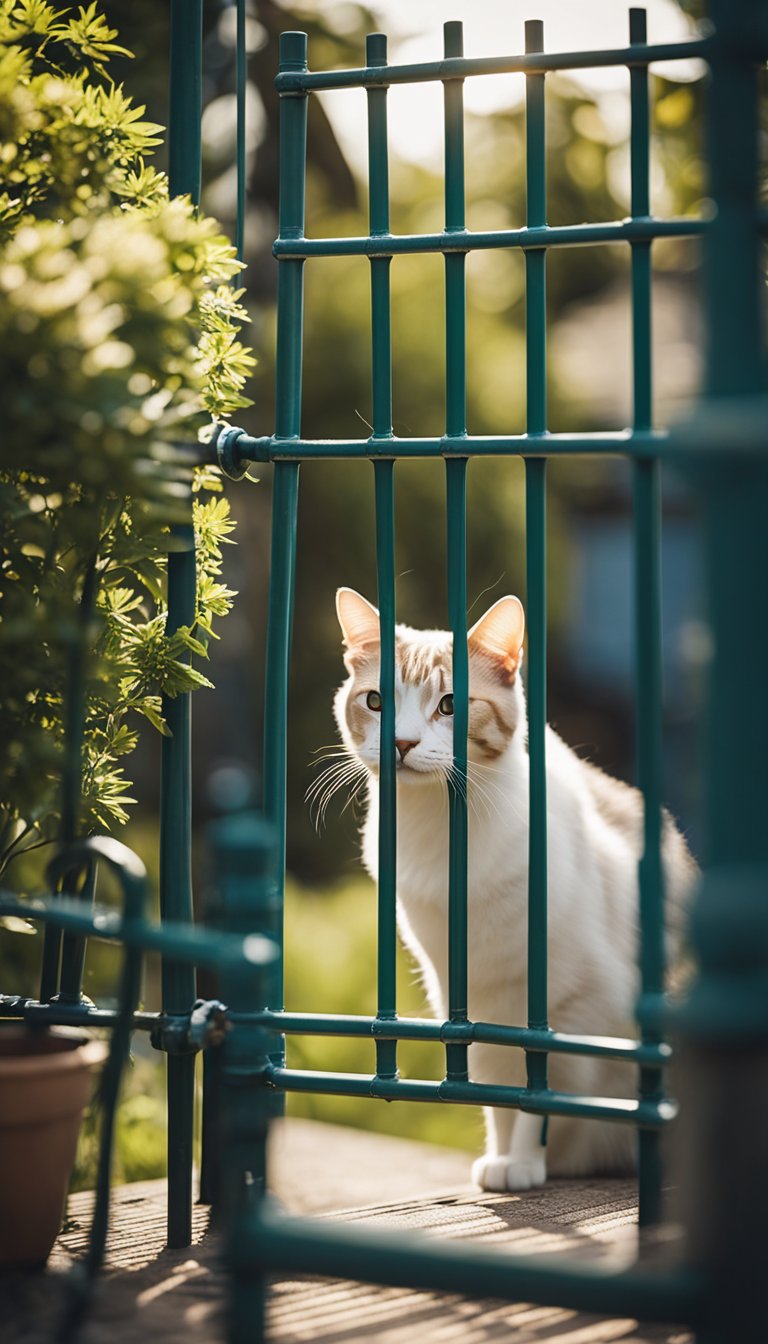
[3, 1119, 692, 1343]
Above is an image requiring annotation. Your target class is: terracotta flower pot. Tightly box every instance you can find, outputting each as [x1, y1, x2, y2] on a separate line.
[0, 1026, 108, 1269]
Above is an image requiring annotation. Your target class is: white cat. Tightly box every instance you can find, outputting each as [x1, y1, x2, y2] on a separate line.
[329, 587, 697, 1193]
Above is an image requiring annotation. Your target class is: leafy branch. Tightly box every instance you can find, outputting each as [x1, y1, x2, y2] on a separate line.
[0, 1, 256, 877]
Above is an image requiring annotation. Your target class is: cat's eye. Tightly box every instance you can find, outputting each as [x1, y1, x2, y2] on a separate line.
[366, 690, 382, 711]
[438, 694, 454, 716]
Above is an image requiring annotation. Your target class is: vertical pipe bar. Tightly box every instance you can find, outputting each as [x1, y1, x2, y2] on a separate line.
[704, 8, 762, 400]
[443, 21, 469, 1083]
[58, 861, 97, 1001]
[367, 33, 393, 440]
[168, 0, 202, 204]
[676, 6, 768, 1338]
[262, 33, 308, 1055]
[629, 7, 664, 1229]
[444, 22, 466, 439]
[367, 33, 398, 1081]
[203, 0, 248, 1204]
[524, 19, 549, 1096]
[43, 558, 98, 1002]
[210, 813, 276, 1344]
[199, 1041, 222, 1208]
[699, 25, 765, 859]
[446, 458, 468, 1084]
[374, 465, 397, 1077]
[57, 859, 146, 1341]
[161, 0, 203, 1250]
[39, 921, 61, 1002]
[235, 0, 247, 264]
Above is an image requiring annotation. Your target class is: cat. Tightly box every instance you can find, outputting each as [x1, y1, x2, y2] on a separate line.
[328, 586, 698, 1193]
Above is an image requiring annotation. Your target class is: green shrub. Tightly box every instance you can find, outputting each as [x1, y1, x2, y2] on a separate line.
[0, 1, 254, 878]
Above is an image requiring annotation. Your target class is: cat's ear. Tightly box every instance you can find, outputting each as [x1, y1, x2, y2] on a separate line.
[336, 588, 380, 665]
[468, 596, 525, 682]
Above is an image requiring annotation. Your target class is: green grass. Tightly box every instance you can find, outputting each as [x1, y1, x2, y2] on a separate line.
[283, 874, 483, 1152]
[72, 1052, 166, 1192]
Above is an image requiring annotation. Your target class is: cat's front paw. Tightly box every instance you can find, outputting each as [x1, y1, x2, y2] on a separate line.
[471, 1154, 547, 1193]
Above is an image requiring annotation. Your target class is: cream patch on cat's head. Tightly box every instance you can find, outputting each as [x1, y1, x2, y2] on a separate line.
[333, 588, 525, 782]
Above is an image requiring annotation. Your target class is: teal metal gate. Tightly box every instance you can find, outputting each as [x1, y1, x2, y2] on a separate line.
[1, 2, 766, 1341]
[218, 7, 696, 1226]
[214, 3, 768, 1339]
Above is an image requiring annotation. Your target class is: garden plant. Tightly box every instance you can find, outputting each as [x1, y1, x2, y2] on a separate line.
[0, 0, 254, 882]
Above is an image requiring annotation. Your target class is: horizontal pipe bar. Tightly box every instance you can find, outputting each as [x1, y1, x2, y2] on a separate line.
[0, 997, 226, 1057]
[238, 1208, 704, 1324]
[265, 1065, 676, 1127]
[232, 430, 667, 463]
[225, 404, 768, 466]
[2, 994, 668, 1066]
[275, 39, 712, 93]
[0, 998, 161, 1032]
[0, 1001, 672, 1067]
[253, 1010, 671, 1065]
[0, 897, 276, 971]
[274, 217, 707, 258]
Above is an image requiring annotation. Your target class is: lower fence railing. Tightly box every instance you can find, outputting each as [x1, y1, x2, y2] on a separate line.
[0, 825, 276, 1340]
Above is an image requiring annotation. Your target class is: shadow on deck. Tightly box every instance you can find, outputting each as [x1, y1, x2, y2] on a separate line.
[4, 1119, 691, 1343]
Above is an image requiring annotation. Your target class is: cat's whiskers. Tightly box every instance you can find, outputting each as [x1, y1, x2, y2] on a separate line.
[443, 760, 507, 824]
[467, 759, 525, 825]
[338, 771, 369, 819]
[306, 761, 363, 803]
[312, 774, 362, 829]
[310, 748, 359, 766]
[306, 754, 370, 831]
[466, 775, 497, 822]
[463, 767, 500, 823]
[305, 758, 356, 797]
[447, 764, 487, 821]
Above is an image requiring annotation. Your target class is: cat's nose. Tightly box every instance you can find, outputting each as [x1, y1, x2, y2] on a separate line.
[396, 739, 419, 760]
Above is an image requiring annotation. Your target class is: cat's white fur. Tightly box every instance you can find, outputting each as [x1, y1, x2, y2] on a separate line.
[332, 587, 697, 1192]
